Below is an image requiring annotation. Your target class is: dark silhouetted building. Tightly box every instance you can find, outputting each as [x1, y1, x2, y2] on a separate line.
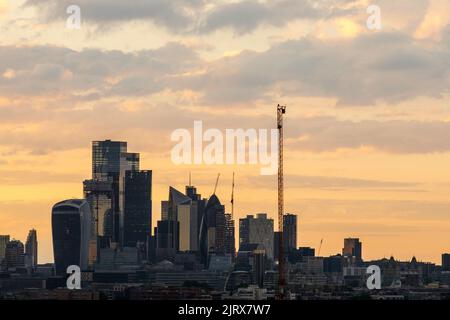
[25, 229, 38, 268]
[253, 249, 266, 288]
[225, 213, 236, 258]
[283, 214, 297, 252]
[201, 194, 226, 264]
[123, 170, 152, 248]
[442, 254, 450, 271]
[343, 238, 362, 261]
[0, 235, 10, 262]
[156, 220, 179, 252]
[5, 240, 25, 269]
[52, 199, 92, 275]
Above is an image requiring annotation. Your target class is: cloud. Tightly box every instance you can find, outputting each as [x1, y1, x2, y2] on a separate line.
[198, 0, 322, 34]
[24, 0, 363, 34]
[1, 29, 450, 106]
[24, 0, 205, 32]
[178, 32, 450, 106]
[286, 117, 450, 154]
[0, 42, 202, 97]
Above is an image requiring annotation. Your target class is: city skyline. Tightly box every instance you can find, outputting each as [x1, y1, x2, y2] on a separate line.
[1, 0, 450, 265]
[1, 138, 450, 266]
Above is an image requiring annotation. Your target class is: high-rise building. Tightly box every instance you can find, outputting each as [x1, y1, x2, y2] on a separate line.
[166, 187, 200, 252]
[239, 214, 274, 260]
[0, 235, 10, 262]
[25, 229, 38, 268]
[83, 179, 114, 266]
[253, 249, 266, 288]
[123, 170, 152, 248]
[5, 240, 25, 269]
[201, 194, 226, 261]
[283, 213, 297, 252]
[224, 213, 236, 258]
[155, 220, 179, 252]
[185, 185, 206, 251]
[83, 180, 114, 241]
[342, 238, 362, 261]
[273, 231, 281, 261]
[91, 140, 139, 246]
[52, 199, 92, 275]
[442, 254, 450, 271]
[161, 201, 169, 221]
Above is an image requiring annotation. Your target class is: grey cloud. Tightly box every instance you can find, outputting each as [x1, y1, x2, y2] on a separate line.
[24, 0, 361, 34]
[25, 0, 204, 32]
[2, 31, 449, 106]
[0, 43, 201, 97]
[176, 32, 450, 105]
[198, 0, 322, 34]
[286, 117, 450, 154]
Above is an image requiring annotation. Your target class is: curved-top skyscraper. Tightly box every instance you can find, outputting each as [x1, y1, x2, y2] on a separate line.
[52, 199, 92, 275]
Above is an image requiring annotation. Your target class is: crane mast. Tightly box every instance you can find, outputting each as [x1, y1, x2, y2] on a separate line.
[277, 104, 286, 299]
[231, 172, 235, 220]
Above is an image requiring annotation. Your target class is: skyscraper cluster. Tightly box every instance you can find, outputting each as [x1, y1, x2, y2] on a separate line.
[52, 140, 152, 274]
[49, 140, 240, 274]
[0, 230, 38, 272]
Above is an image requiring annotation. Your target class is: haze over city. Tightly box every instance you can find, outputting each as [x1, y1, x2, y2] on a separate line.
[1, 0, 450, 265]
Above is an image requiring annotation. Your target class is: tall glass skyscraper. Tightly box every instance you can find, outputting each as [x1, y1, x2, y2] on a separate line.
[52, 199, 92, 275]
[283, 214, 297, 252]
[123, 170, 152, 248]
[90, 140, 139, 246]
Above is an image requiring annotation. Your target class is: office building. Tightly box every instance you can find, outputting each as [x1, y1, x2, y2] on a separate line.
[5, 240, 25, 269]
[283, 214, 297, 252]
[343, 238, 362, 261]
[0, 235, 10, 262]
[253, 249, 266, 288]
[201, 194, 226, 260]
[83, 179, 114, 242]
[161, 201, 169, 221]
[156, 220, 180, 251]
[52, 199, 92, 275]
[239, 214, 274, 260]
[25, 229, 38, 268]
[91, 140, 139, 246]
[225, 213, 236, 258]
[442, 254, 450, 271]
[123, 170, 152, 248]
[167, 187, 198, 252]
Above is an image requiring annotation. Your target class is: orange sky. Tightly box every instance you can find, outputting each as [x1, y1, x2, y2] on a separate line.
[1, 0, 450, 264]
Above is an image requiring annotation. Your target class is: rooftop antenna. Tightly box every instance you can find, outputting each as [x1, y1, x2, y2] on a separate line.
[189, 171, 192, 186]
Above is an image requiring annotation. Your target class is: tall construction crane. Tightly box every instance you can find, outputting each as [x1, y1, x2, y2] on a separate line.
[318, 239, 324, 256]
[231, 172, 235, 219]
[277, 104, 287, 299]
[213, 173, 221, 195]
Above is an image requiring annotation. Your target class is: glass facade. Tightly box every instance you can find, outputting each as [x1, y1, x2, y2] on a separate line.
[123, 170, 152, 248]
[52, 200, 91, 275]
[91, 140, 140, 246]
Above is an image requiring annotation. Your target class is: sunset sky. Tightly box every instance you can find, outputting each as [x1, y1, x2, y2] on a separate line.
[1, 0, 450, 264]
